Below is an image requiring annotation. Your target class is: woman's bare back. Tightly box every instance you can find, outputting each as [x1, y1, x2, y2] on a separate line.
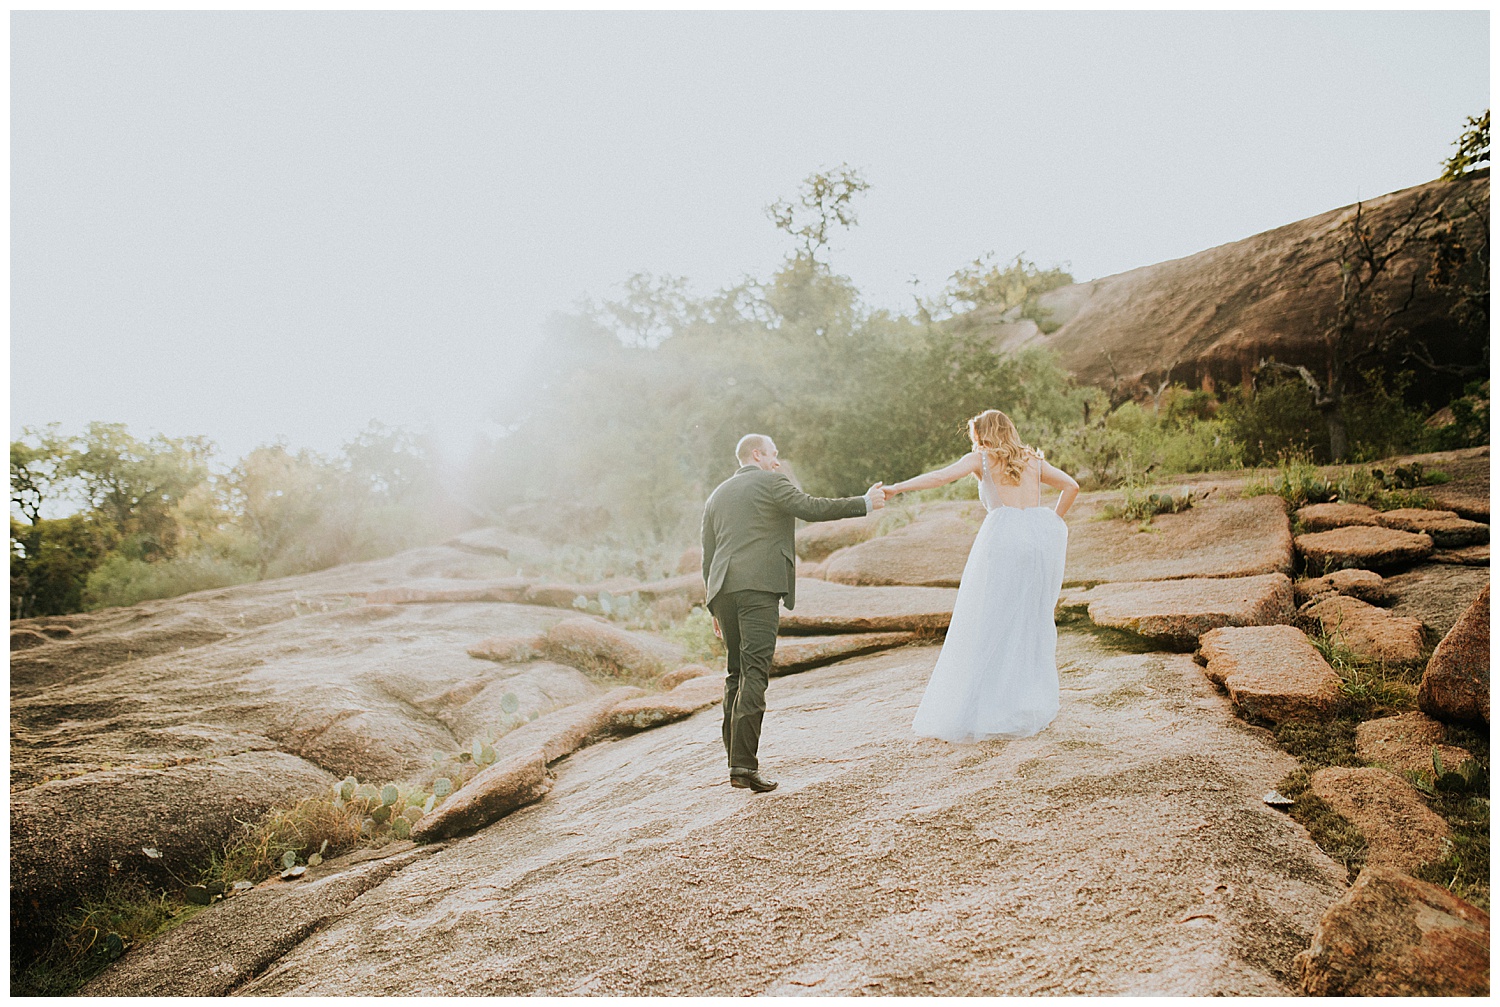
[978, 453, 1045, 511]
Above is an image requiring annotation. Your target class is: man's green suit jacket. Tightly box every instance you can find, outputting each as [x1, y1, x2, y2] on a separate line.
[701, 465, 869, 612]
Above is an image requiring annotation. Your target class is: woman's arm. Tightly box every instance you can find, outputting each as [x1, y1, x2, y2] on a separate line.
[885, 452, 982, 497]
[1041, 459, 1080, 517]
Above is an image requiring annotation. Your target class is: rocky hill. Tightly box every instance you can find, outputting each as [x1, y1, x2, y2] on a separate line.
[958, 171, 1489, 400]
[12, 448, 1489, 995]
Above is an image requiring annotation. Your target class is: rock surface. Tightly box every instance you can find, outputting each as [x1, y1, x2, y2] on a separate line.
[539, 617, 687, 680]
[1354, 712, 1473, 776]
[1431, 543, 1490, 565]
[1197, 626, 1343, 723]
[409, 751, 552, 842]
[11, 751, 336, 938]
[1072, 573, 1295, 649]
[1295, 526, 1433, 573]
[129, 635, 1344, 996]
[659, 664, 717, 689]
[1384, 563, 1490, 636]
[1417, 585, 1490, 725]
[1307, 767, 1450, 872]
[779, 579, 957, 634]
[1375, 508, 1488, 548]
[1298, 594, 1427, 665]
[80, 841, 449, 996]
[7, 543, 608, 942]
[822, 502, 983, 587]
[773, 632, 923, 674]
[1294, 866, 1490, 996]
[1064, 493, 1292, 584]
[466, 633, 543, 663]
[366, 579, 529, 604]
[608, 677, 725, 733]
[1292, 569, 1390, 606]
[1295, 502, 1379, 532]
[795, 512, 883, 561]
[959, 173, 1488, 395]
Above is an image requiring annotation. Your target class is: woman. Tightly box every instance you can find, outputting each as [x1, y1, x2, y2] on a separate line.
[884, 409, 1079, 742]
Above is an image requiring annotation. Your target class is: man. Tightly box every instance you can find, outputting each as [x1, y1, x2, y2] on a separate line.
[701, 433, 885, 793]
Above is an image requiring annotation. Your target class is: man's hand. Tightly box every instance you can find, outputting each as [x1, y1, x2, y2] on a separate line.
[865, 482, 887, 511]
[712, 616, 722, 640]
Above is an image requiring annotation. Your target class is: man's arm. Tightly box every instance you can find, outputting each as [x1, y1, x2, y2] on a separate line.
[700, 504, 716, 587]
[768, 473, 877, 523]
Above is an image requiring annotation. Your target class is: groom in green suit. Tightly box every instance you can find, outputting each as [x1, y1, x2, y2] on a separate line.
[701, 433, 885, 793]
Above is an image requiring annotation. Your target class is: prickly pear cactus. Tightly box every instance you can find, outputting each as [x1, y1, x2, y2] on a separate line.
[282, 850, 297, 870]
[501, 692, 520, 714]
[392, 816, 411, 840]
[354, 783, 379, 803]
[381, 784, 400, 806]
[433, 777, 452, 798]
[339, 776, 357, 802]
[403, 805, 424, 824]
[371, 804, 392, 825]
[480, 744, 496, 766]
[424, 794, 436, 814]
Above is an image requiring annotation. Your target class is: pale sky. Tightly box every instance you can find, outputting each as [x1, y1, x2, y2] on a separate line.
[11, 11, 1490, 463]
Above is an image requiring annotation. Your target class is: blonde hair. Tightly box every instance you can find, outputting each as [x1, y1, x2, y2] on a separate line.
[969, 409, 1040, 485]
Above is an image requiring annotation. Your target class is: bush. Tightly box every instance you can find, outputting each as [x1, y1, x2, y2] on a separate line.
[1048, 395, 1242, 489]
[83, 554, 256, 611]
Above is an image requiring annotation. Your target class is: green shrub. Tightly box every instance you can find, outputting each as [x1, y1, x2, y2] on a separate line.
[662, 605, 725, 663]
[82, 554, 257, 611]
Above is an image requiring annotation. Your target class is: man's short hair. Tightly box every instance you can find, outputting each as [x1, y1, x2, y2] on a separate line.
[735, 433, 774, 465]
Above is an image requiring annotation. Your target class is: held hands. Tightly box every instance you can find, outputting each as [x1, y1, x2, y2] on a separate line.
[865, 482, 887, 511]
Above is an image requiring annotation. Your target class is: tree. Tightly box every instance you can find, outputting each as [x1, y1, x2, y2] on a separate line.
[1258, 194, 1443, 461]
[65, 422, 214, 561]
[765, 163, 870, 265]
[228, 444, 336, 579]
[929, 252, 1074, 326]
[1442, 109, 1489, 179]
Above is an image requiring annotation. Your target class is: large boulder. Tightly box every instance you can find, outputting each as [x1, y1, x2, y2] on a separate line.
[607, 677, 724, 732]
[778, 579, 957, 634]
[795, 512, 884, 562]
[1308, 767, 1449, 872]
[658, 664, 716, 689]
[1376, 508, 1488, 548]
[1385, 563, 1490, 637]
[410, 687, 645, 843]
[1197, 625, 1343, 722]
[1292, 568, 1390, 606]
[1355, 712, 1473, 776]
[1295, 866, 1489, 996]
[1295, 502, 1380, 532]
[772, 632, 921, 674]
[11, 752, 336, 941]
[538, 618, 687, 680]
[1298, 594, 1427, 664]
[1431, 543, 1490, 566]
[1064, 493, 1293, 584]
[1295, 526, 1433, 574]
[1071, 573, 1295, 649]
[1417, 585, 1489, 725]
[822, 502, 983, 587]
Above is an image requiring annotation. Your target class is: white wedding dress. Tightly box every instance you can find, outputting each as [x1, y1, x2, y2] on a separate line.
[911, 453, 1069, 742]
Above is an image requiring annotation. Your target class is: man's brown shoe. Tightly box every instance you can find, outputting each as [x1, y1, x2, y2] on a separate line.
[730, 770, 778, 793]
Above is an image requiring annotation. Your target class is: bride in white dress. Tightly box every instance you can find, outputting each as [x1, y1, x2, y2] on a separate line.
[884, 409, 1079, 742]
